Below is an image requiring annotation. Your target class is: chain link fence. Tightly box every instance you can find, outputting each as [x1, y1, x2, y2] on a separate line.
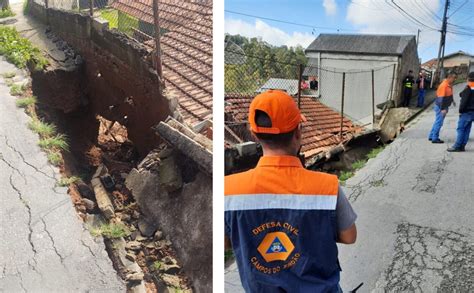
[225, 47, 397, 132]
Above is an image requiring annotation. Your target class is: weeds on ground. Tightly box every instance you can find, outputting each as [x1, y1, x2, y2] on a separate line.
[351, 160, 366, 170]
[15, 95, 36, 108]
[2, 71, 16, 78]
[38, 134, 69, 151]
[57, 176, 80, 187]
[0, 26, 48, 70]
[152, 261, 162, 271]
[9, 83, 27, 96]
[23, 0, 30, 15]
[91, 223, 131, 239]
[225, 249, 234, 262]
[28, 118, 56, 137]
[367, 146, 385, 159]
[0, 7, 15, 18]
[5, 79, 13, 86]
[339, 171, 354, 184]
[47, 151, 62, 166]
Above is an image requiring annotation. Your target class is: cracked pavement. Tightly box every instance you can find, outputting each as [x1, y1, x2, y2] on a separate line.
[225, 83, 473, 292]
[0, 58, 125, 292]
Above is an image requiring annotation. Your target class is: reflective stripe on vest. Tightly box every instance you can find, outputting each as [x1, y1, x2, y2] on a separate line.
[405, 82, 412, 88]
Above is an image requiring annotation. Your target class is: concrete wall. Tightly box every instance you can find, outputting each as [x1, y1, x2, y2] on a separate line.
[443, 55, 474, 68]
[29, 4, 172, 155]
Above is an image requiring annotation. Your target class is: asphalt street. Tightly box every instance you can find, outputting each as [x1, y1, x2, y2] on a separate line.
[225, 82, 473, 292]
[0, 58, 125, 292]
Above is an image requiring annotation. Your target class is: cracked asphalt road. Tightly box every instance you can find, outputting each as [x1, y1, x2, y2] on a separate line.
[225, 82, 473, 292]
[340, 82, 473, 292]
[0, 58, 125, 292]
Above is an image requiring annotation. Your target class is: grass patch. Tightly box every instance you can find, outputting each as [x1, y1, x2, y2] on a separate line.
[91, 223, 130, 239]
[2, 71, 16, 78]
[339, 171, 354, 183]
[0, 26, 48, 70]
[0, 7, 15, 18]
[351, 160, 366, 170]
[38, 134, 69, 151]
[28, 118, 56, 137]
[225, 249, 234, 263]
[367, 146, 385, 159]
[152, 261, 162, 271]
[47, 151, 62, 166]
[370, 179, 385, 187]
[15, 96, 36, 108]
[10, 83, 27, 96]
[98, 9, 139, 35]
[57, 176, 81, 187]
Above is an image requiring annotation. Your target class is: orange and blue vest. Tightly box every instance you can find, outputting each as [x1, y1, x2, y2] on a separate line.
[225, 156, 340, 292]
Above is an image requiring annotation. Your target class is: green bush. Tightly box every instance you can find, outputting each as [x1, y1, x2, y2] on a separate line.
[47, 151, 62, 166]
[28, 118, 56, 137]
[0, 26, 48, 69]
[10, 83, 26, 96]
[15, 96, 36, 108]
[38, 134, 69, 151]
[0, 7, 15, 18]
[339, 171, 354, 183]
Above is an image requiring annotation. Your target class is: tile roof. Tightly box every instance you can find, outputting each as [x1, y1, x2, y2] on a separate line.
[306, 34, 415, 56]
[225, 94, 361, 160]
[110, 0, 213, 127]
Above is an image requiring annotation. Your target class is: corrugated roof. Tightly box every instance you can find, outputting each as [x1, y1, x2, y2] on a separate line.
[306, 34, 415, 56]
[256, 78, 299, 95]
[225, 94, 360, 160]
[110, 0, 213, 127]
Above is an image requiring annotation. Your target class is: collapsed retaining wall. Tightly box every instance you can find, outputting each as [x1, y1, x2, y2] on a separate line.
[29, 2, 172, 155]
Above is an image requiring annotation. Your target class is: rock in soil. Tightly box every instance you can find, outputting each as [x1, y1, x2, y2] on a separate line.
[138, 219, 157, 237]
[82, 198, 98, 213]
[125, 241, 142, 251]
[126, 272, 144, 282]
[126, 253, 136, 262]
[161, 274, 182, 288]
[76, 182, 95, 200]
[154, 230, 163, 241]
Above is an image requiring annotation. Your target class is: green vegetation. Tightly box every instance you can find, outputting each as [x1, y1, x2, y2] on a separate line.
[2, 71, 15, 78]
[367, 146, 385, 159]
[339, 145, 386, 184]
[152, 261, 162, 271]
[22, 0, 30, 15]
[47, 151, 62, 166]
[225, 249, 234, 262]
[339, 171, 354, 183]
[91, 223, 131, 239]
[28, 118, 56, 137]
[9, 83, 26, 96]
[57, 176, 81, 187]
[38, 134, 69, 151]
[351, 160, 366, 170]
[0, 7, 14, 18]
[225, 34, 308, 94]
[98, 9, 138, 35]
[15, 95, 36, 108]
[0, 26, 48, 70]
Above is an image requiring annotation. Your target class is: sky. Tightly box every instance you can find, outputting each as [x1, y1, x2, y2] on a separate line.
[225, 0, 474, 62]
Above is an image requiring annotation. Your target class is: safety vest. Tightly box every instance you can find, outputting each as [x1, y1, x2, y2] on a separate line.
[404, 79, 413, 88]
[225, 156, 340, 293]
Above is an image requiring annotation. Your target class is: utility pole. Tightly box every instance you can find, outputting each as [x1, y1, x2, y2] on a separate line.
[152, 0, 163, 78]
[434, 0, 449, 84]
[416, 29, 420, 47]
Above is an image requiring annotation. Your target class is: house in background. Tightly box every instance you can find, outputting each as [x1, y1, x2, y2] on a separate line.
[256, 78, 299, 95]
[422, 50, 474, 81]
[305, 34, 419, 125]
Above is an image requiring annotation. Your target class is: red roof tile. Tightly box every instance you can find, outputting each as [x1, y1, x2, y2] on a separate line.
[111, 0, 213, 127]
[225, 94, 361, 160]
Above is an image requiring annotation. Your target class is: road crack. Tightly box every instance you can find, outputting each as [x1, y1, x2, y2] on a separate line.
[41, 218, 67, 267]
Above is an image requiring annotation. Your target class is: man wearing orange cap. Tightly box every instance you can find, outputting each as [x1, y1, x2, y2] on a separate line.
[225, 90, 357, 292]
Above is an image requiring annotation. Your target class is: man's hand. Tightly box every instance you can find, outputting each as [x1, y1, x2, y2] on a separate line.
[337, 223, 357, 244]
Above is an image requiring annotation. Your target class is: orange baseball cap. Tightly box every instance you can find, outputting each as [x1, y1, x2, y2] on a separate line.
[248, 90, 306, 134]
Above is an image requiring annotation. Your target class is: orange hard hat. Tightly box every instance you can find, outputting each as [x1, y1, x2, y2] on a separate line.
[248, 90, 306, 134]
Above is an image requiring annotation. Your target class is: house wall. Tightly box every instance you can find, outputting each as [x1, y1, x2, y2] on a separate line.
[443, 55, 474, 68]
[397, 38, 420, 106]
[306, 52, 398, 125]
[29, 3, 173, 155]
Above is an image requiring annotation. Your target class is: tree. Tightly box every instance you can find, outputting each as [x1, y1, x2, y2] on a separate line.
[1, 0, 10, 10]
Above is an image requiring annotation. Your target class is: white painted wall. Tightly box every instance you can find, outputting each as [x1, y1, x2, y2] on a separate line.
[310, 52, 398, 125]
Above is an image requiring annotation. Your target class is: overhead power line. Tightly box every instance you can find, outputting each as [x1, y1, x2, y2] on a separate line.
[224, 10, 359, 32]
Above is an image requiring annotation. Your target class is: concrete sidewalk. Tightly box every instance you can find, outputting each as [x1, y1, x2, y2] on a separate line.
[0, 57, 124, 291]
[225, 82, 473, 292]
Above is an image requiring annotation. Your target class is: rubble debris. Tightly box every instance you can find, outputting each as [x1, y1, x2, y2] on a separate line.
[137, 218, 157, 237]
[91, 164, 115, 219]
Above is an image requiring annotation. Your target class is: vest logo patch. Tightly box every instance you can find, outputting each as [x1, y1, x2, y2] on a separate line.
[257, 232, 294, 262]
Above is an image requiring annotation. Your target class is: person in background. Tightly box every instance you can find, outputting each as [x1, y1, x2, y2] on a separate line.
[447, 72, 474, 152]
[300, 79, 309, 91]
[402, 70, 415, 107]
[416, 72, 427, 107]
[225, 90, 357, 292]
[310, 76, 318, 90]
[428, 72, 457, 144]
